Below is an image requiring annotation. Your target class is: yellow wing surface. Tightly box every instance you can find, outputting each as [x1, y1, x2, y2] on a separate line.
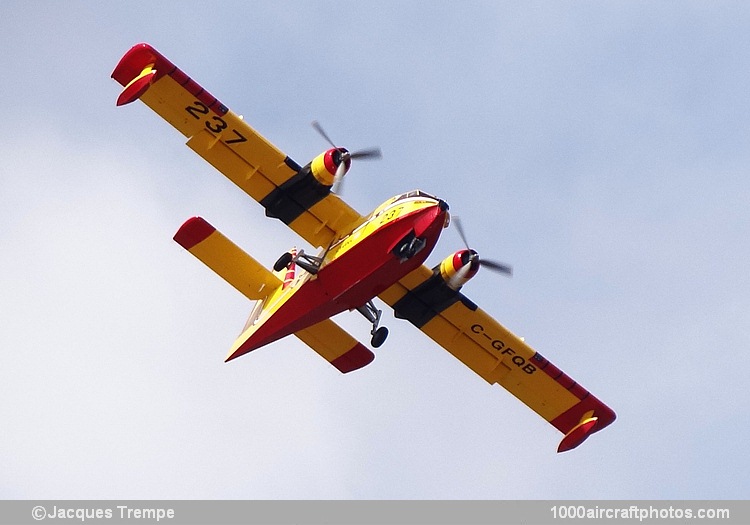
[379, 265, 616, 452]
[174, 216, 282, 300]
[174, 217, 373, 373]
[112, 43, 363, 249]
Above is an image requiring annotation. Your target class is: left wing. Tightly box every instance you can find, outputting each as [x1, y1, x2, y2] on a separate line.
[112, 43, 363, 248]
[379, 265, 615, 452]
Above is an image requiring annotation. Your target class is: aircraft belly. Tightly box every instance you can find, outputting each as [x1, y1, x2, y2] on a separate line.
[228, 204, 447, 360]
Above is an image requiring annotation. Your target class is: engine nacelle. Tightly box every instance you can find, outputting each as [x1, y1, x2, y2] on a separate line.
[310, 148, 351, 186]
[260, 148, 349, 224]
[439, 249, 480, 291]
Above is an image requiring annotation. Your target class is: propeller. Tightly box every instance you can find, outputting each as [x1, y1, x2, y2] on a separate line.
[452, 216, 513, 277]
[311, 120, 382, 193]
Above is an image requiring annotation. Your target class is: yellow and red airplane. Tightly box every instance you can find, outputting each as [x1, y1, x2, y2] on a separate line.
[112, 43, 615, 452]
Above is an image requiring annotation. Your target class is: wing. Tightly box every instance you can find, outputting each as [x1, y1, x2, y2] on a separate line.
[379, 265, 616, 452]
[112, 43, 363, 249]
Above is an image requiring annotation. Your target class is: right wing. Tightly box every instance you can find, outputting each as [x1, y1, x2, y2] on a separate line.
[379, 264, 616, 452]
[112, 43, 364, 249]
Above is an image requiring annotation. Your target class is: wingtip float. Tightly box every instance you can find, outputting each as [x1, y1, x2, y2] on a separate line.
[557, 406, 617, 453]
[558, 417, 599, 453]
[112, 42, 228, 115]
[113, 43, 615, 452]
[111, 43, 160, 106]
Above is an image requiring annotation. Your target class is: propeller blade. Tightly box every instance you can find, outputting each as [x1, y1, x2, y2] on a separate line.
[312, 122, 382, 160]
[332, 160, 347, 194]
[479, 259, 513, 276]
[447, 261, 475, 290]
[452, 216, 512, 277]
[452, 215, 471, 250]
[350, 148, 382, 160]
[311, 120, 382, 195]
[311, 120, 337, 149]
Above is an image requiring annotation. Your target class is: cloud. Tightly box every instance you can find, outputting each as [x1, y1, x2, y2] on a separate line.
[0, 122, 343, 498]
[3, 1, 750, 500]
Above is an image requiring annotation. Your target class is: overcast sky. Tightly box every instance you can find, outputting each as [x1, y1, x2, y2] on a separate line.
[2, 1, 749, 499]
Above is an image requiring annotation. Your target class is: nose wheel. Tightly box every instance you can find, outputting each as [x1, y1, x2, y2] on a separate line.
[392, 232, 427, 261]
[357, 300, 389, 348]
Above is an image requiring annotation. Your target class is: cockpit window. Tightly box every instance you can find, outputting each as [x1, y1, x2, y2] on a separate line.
[395, 190, 438, 202]
[370, 190, 441, 219]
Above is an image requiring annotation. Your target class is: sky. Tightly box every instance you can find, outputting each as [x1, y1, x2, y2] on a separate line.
[1, 1, 749, 499]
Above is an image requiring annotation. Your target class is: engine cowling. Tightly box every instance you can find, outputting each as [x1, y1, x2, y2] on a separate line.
[260, 148, 347, 224]
[310, 148, 351, 187]
[439, 249, 481, 291]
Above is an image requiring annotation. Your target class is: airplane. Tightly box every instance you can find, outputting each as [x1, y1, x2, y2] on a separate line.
[112, 43, 615, 453]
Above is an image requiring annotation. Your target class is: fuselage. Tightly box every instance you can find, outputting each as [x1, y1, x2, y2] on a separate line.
[226, 191, 449, 361]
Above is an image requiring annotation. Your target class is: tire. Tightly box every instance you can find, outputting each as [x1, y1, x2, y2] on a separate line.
[371, 327, 389, 348]
[273, 252, 294, 272]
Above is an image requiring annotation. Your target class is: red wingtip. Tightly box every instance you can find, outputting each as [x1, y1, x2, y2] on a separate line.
[173, 217, 216, 250]
[112, 43, 172, 106]
[557, 417, 599, 453]
[111, 43, 162, 85]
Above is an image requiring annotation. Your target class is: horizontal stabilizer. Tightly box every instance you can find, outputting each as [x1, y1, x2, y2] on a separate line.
[174, 217, 281, 300]
[295, 319, 375, 373]
[226, 316, 374, 373]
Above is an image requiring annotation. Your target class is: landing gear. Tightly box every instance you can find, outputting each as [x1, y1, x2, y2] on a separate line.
[273, 249, 323, 275]
[273, 252, 293, 272]
[393, 231, 427, 261]
[357, 300, 389, 348]
[371, 326, 389, 349]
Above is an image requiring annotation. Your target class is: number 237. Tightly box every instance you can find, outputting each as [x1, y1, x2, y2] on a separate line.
[185, 101, 247, 144]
